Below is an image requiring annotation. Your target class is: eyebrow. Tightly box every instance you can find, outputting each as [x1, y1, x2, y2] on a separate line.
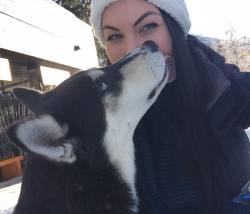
[102, 11, 161, 32]
[102, 25, 120, 32]
[134, 11, 161, 26]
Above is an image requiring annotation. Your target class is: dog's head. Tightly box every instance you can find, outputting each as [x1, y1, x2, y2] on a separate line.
[7, 41, 169, 163]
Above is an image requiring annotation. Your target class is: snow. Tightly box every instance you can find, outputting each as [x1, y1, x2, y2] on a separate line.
[0, 177, 21, 214]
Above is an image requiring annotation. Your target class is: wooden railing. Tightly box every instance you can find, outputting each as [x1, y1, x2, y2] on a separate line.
[0, 155, 24, 181]
[0, 91, 32, 161]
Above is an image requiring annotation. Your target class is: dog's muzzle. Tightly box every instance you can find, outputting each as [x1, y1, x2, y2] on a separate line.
[142, 40, 159, 52]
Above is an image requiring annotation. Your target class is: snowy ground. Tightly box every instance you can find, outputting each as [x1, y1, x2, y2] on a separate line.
[0, 177, 21, 214]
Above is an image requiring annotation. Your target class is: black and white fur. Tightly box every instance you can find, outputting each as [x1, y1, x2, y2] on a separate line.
[7, 41, 169, 214]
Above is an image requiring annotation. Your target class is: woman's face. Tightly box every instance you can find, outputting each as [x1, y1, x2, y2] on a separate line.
[102, 0, 173, 64]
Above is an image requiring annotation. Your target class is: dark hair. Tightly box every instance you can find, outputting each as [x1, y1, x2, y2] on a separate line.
[160, 10, 228, 214]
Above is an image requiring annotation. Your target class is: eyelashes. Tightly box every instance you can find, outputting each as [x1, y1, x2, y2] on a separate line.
[105, 22, 159, 42]
[106, 34, 122, 42]
[139, 22, 158, 34]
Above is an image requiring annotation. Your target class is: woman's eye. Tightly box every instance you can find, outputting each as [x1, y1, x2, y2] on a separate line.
[139, 23, 158, 34]
[106, 34, 123, 42]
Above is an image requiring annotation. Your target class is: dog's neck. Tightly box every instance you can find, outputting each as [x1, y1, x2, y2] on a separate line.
[103, 111, 139, 206]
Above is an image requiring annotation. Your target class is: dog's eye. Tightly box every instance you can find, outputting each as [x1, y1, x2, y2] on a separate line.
[95, 81, 108, 92]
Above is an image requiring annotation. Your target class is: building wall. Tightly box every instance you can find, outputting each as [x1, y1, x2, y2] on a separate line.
[0, 0, 99, 70]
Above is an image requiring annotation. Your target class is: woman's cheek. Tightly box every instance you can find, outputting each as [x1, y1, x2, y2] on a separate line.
[106, 46, 121, 64]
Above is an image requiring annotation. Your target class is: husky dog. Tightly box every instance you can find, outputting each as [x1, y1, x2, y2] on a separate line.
[7, 41, 169, 214]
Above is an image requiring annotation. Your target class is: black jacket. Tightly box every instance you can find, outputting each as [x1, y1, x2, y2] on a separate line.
[134, 41, 250, 214]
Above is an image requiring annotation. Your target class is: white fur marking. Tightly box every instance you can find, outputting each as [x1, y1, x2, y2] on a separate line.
[102, 50, 167, 213]
[16, 115, 76, 163]
[103, 115, 138, 207]
[87, 69, 104, 80]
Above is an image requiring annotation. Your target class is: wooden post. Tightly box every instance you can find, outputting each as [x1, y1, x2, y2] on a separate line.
[0, 81, 5, 94]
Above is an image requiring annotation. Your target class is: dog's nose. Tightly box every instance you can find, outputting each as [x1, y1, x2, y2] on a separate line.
[142, 41, 159, 52]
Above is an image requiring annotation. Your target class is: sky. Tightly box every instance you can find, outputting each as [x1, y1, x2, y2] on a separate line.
[185, 0, 250, 39]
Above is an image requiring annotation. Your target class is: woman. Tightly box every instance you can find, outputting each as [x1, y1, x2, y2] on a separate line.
[90, 0, 250, 213]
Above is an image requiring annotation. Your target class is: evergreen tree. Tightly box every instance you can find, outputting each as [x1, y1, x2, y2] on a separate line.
[53, 0, 90, 23]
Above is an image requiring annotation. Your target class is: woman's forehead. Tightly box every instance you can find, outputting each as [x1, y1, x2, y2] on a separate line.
[102, 0, 161, 27]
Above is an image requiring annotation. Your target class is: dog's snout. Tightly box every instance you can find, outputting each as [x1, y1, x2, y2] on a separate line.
[142, 41, 159, 52]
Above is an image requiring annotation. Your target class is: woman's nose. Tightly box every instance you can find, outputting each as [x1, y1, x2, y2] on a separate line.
[123, 37, 146, 55]
[123, 40, 138, 55]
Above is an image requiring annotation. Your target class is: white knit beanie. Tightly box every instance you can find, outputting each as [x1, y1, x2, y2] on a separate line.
[90, 0, 191, 46]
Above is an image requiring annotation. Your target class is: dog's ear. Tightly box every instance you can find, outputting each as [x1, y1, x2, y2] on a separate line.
[13, 87, 43, 112]
[6, 115, 76, 163]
